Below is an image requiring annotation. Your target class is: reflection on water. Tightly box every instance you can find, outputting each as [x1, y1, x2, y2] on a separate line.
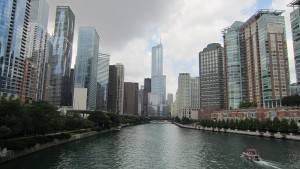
[1, 124, 300, 169]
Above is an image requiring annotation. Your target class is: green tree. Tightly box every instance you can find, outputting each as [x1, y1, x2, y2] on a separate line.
[272, 117, 280, 132]
[88, 111, 112, 129]
[289, 119, 299, 134]
[279, 118, 289, 133]
[0, 126, 12, 139]
[106, 112, 121, 127]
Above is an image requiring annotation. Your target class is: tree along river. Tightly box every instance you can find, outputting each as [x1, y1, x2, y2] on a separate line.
[1, 124, 300, 169]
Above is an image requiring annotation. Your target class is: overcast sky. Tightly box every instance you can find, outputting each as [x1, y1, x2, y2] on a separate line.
[46, 0, 295, 97]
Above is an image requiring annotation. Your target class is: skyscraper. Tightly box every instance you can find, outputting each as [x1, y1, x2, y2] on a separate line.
[223, 10, 290, 109]
[0, 0, 31, 99]
[199, 43, 225, 112]
[123, 82, 139, 115]
[143, 78, 151, 117]
[48, 6, 75, 107]
[289, 1, 300, 84]
[107, 64, 124, 114]
[167, 93, 173, 105]
[222, 21, 245, 109]
[74, 26, 99, 110]
[26, 0, 49, 101]
[148, 44, 167, 117]
[96, 53, 110, 111]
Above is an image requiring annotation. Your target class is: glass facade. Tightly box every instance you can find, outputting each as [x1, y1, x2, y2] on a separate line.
[96, 53, 110, 111]
[0, 0, 31, 98]
[74, 27, 99, 110]
[290, 3, 300, 84]
[223, 21, 244, 109]
[48, 6, 75, 107]
[148, 44, 167, 117]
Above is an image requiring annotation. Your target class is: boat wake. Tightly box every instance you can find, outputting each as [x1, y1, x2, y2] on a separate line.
[254, 159, 282, 169]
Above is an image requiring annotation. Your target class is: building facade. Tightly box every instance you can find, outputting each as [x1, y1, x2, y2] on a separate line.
[223, 21, 245, 109]
[74, 27, 99, 110]
[107, 64, 124, 114]
[148, 44, 167, 117]
[26, 0, 49, 101]
[96, 53, 110, 111]
[290, 1, 300, 84]
[143, 78, 151, 117]
[0, 0, 31, 99]
[48, 6, 75, 107]
[199, 43, 225, 111]
[20, 58, 38, 103]
[123, 82, 139, 115]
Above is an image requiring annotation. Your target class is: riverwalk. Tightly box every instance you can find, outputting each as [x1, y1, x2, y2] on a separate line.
[174, 123, 300, 141]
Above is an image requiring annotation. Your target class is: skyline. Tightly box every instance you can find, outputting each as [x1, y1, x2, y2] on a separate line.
[46, 0, 295, 96]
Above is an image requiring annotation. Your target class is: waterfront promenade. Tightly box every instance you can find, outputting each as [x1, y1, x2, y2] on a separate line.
[174, 123, 300, 141]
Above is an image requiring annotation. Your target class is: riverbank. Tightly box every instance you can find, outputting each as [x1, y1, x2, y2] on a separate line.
[174, 123, 300, 141]
[0, 126, 121, 164]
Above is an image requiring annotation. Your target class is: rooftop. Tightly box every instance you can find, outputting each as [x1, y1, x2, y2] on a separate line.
[288, 0, 300, 7]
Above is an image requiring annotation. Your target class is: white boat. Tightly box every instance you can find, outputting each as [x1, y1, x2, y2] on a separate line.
[241, 149, 261, 161]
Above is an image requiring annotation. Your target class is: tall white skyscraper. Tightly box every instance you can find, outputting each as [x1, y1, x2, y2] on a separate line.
[148, 44, 167, 117]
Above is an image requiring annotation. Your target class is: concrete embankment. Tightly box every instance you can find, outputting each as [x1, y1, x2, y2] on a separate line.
[0, 127, 120, 164]
[174, 123, 300, 141]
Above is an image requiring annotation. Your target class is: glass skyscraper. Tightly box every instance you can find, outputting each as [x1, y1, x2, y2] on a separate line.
[26, 0, 49, 101]
[0, 0, 31, 99]
[96, 53, 110, 111]
[74, 26, 99, 110]
[48, 6, 75, 107]
[223, 21, 244, 109]
[148, 44, 167, 117]
[289, 1, 300, 84]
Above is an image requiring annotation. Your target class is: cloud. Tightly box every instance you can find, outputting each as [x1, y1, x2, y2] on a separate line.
[47, 0, 295, 99]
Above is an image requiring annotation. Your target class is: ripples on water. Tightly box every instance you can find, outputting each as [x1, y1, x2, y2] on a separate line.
[1, 124, 300, 169]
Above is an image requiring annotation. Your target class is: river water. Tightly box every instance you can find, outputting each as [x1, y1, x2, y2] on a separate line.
[1, 124, 300, 169]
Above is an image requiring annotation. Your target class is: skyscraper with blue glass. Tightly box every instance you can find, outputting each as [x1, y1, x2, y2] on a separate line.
[0, 0, 31, 99]
[74, 26, 99, 110]
[148, 44, 167, 117]
[48, 6, 75, 107]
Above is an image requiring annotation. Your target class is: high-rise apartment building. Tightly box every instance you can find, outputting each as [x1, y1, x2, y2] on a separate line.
[96, 53, 110, 111]
[223, 10, 289, 109]
[74, 27, 99, 110]
[48, 6, 75, 107]
[148, 44, 167, 117]
[222, 21, 245, 109]
[289, 1, 300, 84]
[26, 0, 49, 101]
[20, 58, 38, 103]
[143, 78, 151, 117]
[199, 43, 225, 113]
[123, 82, 139, 115]
[138, 85, 144, 116]
[0, 0, 31, 99]
[107, 64, 124, 114]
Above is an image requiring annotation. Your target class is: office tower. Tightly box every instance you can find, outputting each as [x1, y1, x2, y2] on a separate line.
[0, 0, 31, 99]
[199, 43, 225, 111]
[148, 44, 167, 117]
[107, 64, 124, 114]
[96, 53, 110, 111]
[143, 78, 151, 117]
[43, 34, 53, 101]
[167, 93, 173, 105]
[222, 21, 245, 109]
[48, 6, 75, 107]
[138, 85, 144, 116]
[289, 1, 300, 84]
[177, 73, 201, 118]
[123, 82, 139, 115]
[74, 27, 99, 110]
[223, 10, 289, 109]
[26, 0, 49, 101]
